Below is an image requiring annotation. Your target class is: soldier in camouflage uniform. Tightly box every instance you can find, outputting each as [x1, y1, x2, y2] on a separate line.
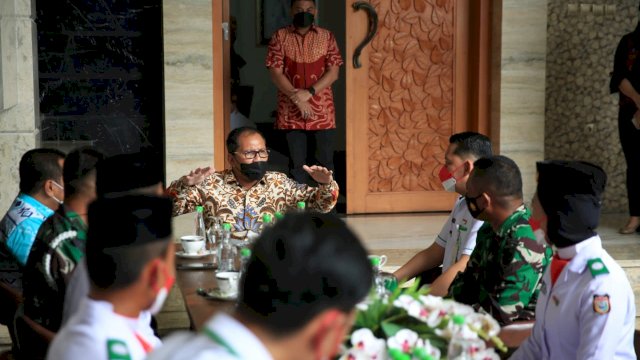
[448, 155, 552, 326]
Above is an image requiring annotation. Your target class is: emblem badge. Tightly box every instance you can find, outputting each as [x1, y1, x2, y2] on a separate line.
[593, 294, 610, 315]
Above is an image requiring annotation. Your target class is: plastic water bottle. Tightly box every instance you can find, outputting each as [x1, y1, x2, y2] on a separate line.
[274, 211, 284, 222]
[239, 247, 251, 278]
[195, 206, 206, 239]
[261, 213, 273, 233]
[217, 223, 237, 272]
[296, 201, 306, 212]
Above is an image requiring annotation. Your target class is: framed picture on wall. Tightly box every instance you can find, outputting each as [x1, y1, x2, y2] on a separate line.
[256, 0, 319, 45]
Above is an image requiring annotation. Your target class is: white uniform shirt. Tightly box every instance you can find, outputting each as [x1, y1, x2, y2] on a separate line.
[434, 196, 483, 271]
[148, 313, 273, 360]
[47, 298, 161, 360]
[511, 236, 636, 360]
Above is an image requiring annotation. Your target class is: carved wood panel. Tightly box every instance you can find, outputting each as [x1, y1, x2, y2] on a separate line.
[367, 0, 454, 193]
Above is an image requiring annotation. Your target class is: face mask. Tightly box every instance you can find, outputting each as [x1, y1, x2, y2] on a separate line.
[148, 267, 175, 315]
[51, 180, 64, 205]
[293, 12, 314, 28]
[529, 216, 547, 245]
[438, 164, 465, 192]
[240, 162, 268, 181]
[465, 193, 485, 219]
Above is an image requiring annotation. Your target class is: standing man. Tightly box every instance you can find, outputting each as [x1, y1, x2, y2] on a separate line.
[394, 132, 492, 296]
[266, 0, 343, 185]
[448, 156, 552, 326]
[0, 148, 65, 290]
[510, 161, 635, 359]
[47, 195, 174, 360]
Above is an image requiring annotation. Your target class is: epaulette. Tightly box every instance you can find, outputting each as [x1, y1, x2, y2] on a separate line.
[586, 258, 609, 278]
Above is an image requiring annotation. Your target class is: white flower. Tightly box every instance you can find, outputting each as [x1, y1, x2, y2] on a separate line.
[339, 349, 368, 360]
[349, 328, 387, 360]
[418, 294, 444, 309]
[470, 349, 501, 360]
[467, 313, 501, 338]
[406, 300, 442, 327]
[448, 337, 487, 359]
[435, 316, 479, 340]
[387, 329, 419, 354]
[393, 294, 416, 311]
[415, 338, 441, 359]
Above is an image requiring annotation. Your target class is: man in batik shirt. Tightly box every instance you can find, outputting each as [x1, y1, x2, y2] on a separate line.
[23, 147, 103, 335]
[266, 0, 342, 185]
[167, 127, 338, 239]
[448, 156, 552, 326]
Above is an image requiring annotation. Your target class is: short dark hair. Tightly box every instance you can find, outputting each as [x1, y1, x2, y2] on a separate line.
[291, 0, 315, 7]
[226, 127, 265, 154]
[63, 147, 104, 198]
[86, 195, 173, 290]
[96, 152, 163, 198]
[19, 148, 66, 195]
[449, 132, 492, 160]
[471, 155, 523, 202]
[239, 212, 372, 336]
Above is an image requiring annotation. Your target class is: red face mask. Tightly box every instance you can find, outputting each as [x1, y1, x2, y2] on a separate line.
[438, 163, 465, 192]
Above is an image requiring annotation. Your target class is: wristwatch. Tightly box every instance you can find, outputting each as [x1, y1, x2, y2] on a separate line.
[308, 86, 316, 96]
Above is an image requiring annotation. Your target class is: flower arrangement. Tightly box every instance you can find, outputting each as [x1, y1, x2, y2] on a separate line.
[340, 281, 507, 360]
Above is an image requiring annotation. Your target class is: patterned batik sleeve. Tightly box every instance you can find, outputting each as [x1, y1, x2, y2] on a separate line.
[166, 178, 204, 217]
[280, 174, 339, 213]
[265, 30, 284, 69]
[490, 237, 551, 325]
[325, 32, 344, 67]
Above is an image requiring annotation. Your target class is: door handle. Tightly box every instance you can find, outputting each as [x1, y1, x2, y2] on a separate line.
[352, 1, 378, 69]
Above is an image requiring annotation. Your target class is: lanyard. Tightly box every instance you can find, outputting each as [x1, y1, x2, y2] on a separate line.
[203, 327, 240, 358]
[134, 332, 153, 354]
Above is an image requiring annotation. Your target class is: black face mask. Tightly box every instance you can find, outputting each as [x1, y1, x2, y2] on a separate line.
[293, 12, 314, 28]
[240, 162, 268, 181]
[465, 193, 485, 219]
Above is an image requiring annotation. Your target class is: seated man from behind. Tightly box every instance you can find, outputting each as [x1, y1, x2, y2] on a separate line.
[148, 212, 373, 360]
[167, 126, 339, 239]
[511, 161, 635, 359]
[47, 195, 174, 360]
[23, 147, 103, 333]
[394, 132, 492, 295]
[448, 155, 552, 326]
[61, 151, 165, 325]
[0, 148, 65, 290]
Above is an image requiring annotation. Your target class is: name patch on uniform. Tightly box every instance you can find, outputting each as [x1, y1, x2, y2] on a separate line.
[593, 294, 610, 315]
[107, 339, 132, 360]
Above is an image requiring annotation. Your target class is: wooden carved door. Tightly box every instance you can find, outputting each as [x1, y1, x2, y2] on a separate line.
[345, 0, 492, 214]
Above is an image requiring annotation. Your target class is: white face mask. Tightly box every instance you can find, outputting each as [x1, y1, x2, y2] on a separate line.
[438, 164, 465, 193]
[148, 286, 169, 315]
[51, 180, 64, 205]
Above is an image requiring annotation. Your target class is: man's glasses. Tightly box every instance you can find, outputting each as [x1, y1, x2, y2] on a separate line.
[234, 149, 270, 160]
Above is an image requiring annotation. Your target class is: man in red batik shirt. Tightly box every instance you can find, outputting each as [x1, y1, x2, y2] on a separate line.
[266, 0, 343, 185]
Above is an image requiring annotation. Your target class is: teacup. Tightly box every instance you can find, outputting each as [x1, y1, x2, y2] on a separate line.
[368, 254, 387, 269]
[216, 271, 240, 297]
[180, 235, 205, 254]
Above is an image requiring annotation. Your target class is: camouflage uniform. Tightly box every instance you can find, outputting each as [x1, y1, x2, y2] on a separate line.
[448, 206, 552, 325]
[23, 205, 87, 332]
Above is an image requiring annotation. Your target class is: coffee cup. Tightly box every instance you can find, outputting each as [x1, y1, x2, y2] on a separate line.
[216, 271, 240, 297]
[180, 235, 205, 254]
[368, 254, 387, 269]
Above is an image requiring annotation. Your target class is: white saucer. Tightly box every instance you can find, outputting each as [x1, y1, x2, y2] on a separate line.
[176, 250, 215, 259]
[202, 287, 237, 301]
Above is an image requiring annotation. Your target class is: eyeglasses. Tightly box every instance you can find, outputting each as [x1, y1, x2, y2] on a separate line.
[234, 149, 270, 160]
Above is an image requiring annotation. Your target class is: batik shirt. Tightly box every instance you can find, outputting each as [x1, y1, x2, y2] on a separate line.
[23, 205, 87, 332]
[0, 193, 54, 290]
[265, 25, 343, 130]
[167, 170, 339, 238]
[448, 206, 553, 325]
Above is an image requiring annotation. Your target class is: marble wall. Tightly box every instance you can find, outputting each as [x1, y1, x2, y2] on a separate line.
[545, 1, 635, 212]
[499, 0, 548, 205]
[162, 0, 214, 185]
[0, 0, 38, 213]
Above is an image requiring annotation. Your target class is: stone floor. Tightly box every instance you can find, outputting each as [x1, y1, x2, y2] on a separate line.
[1, 211, 637, 354]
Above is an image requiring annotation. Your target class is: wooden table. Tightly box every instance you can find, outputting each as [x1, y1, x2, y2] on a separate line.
[175, 254, 235, 331]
